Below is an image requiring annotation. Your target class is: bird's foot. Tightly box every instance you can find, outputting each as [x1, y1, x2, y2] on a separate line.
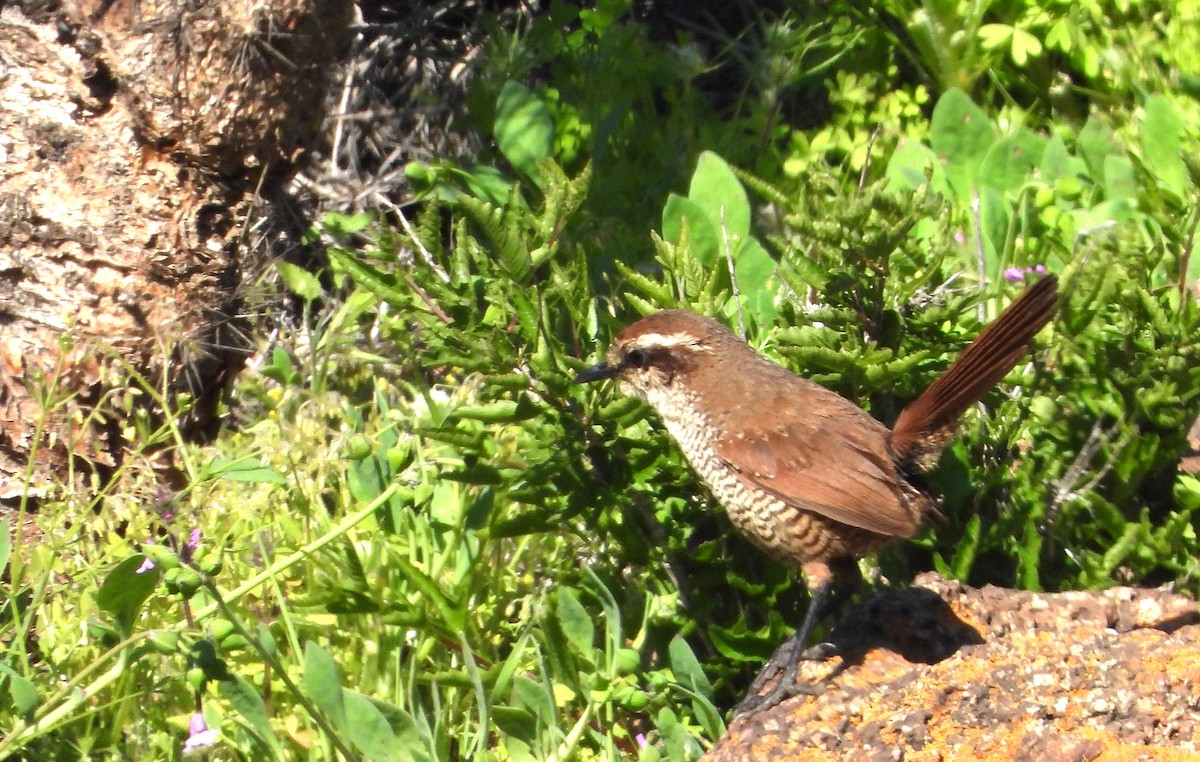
[733, 673, 826, 718]
[733, 638, 840, 718]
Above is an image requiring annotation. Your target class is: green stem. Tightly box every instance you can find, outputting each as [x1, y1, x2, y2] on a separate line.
[0, 483, 399, 759]
[194, 482, 400, 620]
[0, 638, 139, 758]
[204, 579, 361, 762]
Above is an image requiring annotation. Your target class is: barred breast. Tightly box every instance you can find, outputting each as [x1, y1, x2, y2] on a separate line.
[643, 384, 889, 570]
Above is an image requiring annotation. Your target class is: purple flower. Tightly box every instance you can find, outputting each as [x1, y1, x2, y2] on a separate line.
[1003, 264, 1047, 283]
[137, 541, 156, 573]
[182, 529, 201, 563]
[183, 711, 218, 754]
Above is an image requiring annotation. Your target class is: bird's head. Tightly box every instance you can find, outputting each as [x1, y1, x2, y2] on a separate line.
[573, 310, 729, 402]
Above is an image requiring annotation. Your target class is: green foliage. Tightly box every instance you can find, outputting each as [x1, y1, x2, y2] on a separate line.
[310, 164, 730, 756]
[889, 88, 1198, 282]
[494, 81, 556, 186]
[661, 151, 778, 327]
[6, 2, 1200, 760]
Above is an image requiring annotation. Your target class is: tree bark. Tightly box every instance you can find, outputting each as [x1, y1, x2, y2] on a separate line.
[0, 0, 350, 498]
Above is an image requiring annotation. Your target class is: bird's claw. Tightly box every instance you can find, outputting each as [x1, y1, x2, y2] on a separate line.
[733, 640, 840, 718]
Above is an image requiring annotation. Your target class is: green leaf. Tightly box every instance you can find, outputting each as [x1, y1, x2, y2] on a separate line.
[1016, 514, 1044, 592]
[495, 81, 554, 184]
[979, 131, 1046, 194]
[8, 675, 38, 716]
[1009, 27, 1043, 65]
[731, 238, 778, 327]
[1175, 475, 1200, 512]
[689, 151, 750, 245]
[978, 184, 1008, 272]
[1102, 154, 1138, 202]
[323, 211, 373, 235]
[394, 556, 464, 632]
[667, 636, 712, 698]
[614, 259, 675, 304]
[662, 194, 719, 265]
[929, 89, 997, 201]
[429, 481, 462, 525]
[1045, 18, 1072, 51]
[1077, 116, 1117, 183]
[950, 514, 981, 579]
[777, 250, 832, 292]
[0, 663, 39, 716]
[275, 261, 323, 302]
[257, 624, 278, 658]
[491, 508, 557, 537]
[451, 396, 540, 423]
[347, 456, 386, 505]
[931, 551, 951, 578]
[303, 643, 348, 736]
[260, 347, 300, 386]
[199, 456, 288, 485]
[465, 487, 495, 531]
[328, 247, 408, 305]
[556, 587, 595, 657]
[1141, 94, 1189, 199]
[657, 707, 699, 762]
[1100, 521, 1143, 579]
[707, 623, 771, 663]
[885, 138, 949, 196]
[458, 633, 489, 757]
[581, 566, 622, 659]
[391, 706, 435, 762]
[460, 162, 515, 206]
[343, 690, 405, 762]
[220, 674, 284, 758]
[95, 555, 160, 635]
[1039, 134, 1086, 184]
[732, 238, 775, 297]
[977, 23, 1013, 51]
[493, 706, 538, 743]
[457, 194, 531, 281]
[513, 675, 555, 721]
[626, 292, 660, 318]
[412, 425, 487, 450]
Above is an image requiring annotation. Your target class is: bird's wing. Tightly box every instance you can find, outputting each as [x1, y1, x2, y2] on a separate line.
[713, 410, 920, 538]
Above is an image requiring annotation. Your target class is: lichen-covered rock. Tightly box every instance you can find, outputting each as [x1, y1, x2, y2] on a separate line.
[708, 573, 1200, 761]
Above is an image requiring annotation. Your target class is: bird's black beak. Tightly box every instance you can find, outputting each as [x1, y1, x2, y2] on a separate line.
[573, 361, 619, 384]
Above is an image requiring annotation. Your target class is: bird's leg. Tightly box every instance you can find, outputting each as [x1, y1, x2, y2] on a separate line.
[734, 560, 862, 717]
[797, 558, 862, 658]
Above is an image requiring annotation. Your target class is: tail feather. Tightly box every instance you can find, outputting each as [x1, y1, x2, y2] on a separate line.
[890, 275, 1058, 469]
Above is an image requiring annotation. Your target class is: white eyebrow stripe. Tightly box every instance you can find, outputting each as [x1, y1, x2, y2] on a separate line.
[628, 332, 711, 351]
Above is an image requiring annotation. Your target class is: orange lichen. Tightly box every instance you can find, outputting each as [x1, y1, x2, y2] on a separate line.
[708, 576, 1199, 761]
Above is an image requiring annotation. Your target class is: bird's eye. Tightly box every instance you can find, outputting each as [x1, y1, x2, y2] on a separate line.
[625, 348, 648, 368]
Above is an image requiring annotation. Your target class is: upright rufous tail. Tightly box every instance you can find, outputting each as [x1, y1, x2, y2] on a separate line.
[889, 275, 1058, 470]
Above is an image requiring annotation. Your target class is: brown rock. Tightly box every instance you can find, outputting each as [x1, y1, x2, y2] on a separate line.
[707, 573, 1200, 762]
[1015, 729, 1104, 762]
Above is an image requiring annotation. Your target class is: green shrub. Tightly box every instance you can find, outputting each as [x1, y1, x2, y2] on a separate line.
[5, 3, 1200, 759]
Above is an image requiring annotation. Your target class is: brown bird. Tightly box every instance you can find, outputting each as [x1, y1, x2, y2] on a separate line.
[574, 275, 1058, 714]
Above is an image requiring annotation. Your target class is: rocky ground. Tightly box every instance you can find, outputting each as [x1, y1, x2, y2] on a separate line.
[707, 573, 1200, 762]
